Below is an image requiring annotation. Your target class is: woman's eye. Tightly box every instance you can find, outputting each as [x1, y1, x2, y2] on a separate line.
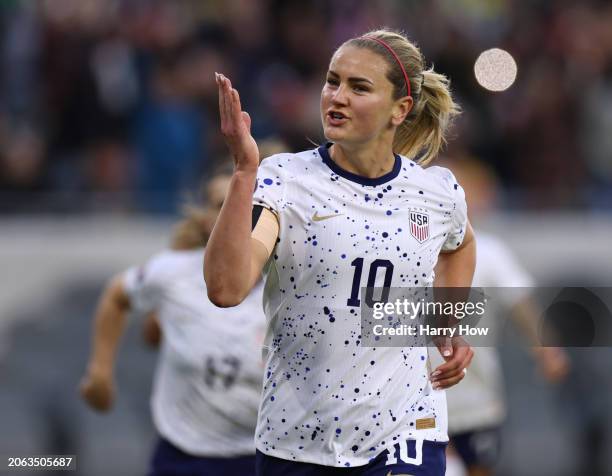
[326, 78, 339, 86]
[354, 85, 368, 92]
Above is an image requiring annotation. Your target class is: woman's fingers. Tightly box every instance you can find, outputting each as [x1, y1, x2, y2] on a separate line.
[430, 344, 474, 389]
[232, 88, 243, 125]
[229, 83, 245, 135]
[433, 351, 473, 389]
[432, 372, 464, 389]
[217, 73, 229, 133]
[217, 73, 244, 140]
[222, 74, 237, 127]
[218, 74, 234, 133]
[215, 73, 260, 172]
[242, 111, 252, 133]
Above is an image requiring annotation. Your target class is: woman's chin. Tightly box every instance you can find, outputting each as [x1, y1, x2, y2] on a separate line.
[323, 127, 346, 142]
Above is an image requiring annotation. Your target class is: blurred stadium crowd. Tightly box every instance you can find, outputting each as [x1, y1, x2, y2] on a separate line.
[1, 0, 611, 214]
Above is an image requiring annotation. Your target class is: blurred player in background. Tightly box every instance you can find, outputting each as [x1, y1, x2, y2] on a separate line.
[80, 171, 266, 476]
[206, 28, 475, 475]
[435, 157, 569, 476]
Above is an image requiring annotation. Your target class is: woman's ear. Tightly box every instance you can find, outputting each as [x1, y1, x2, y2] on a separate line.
[391, 96, 413, 126]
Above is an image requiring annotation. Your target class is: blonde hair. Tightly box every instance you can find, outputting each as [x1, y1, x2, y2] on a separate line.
[171, 173, 233, 250]
[170, 204, 216, 250]
[347, 28, 461, 165]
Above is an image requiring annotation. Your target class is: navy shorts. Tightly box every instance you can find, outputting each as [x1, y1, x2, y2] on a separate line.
[451, 427, 501, 469]
[256, 439, 447, 476]
[148, 437, 256, 476]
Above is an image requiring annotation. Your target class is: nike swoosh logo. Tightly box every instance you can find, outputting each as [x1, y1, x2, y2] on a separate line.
[312, 212, 344, 222]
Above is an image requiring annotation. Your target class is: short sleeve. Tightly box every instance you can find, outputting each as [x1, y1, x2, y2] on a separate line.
[122, 257, 165, 314]
[252, 154, 290, 214]
[428, 167, 468, 251]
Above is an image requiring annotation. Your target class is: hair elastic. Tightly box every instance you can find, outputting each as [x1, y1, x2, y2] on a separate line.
[362, 36, 411, 98]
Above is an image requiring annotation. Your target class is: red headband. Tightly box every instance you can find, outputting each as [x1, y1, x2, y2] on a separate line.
[362, 36, 411, 98]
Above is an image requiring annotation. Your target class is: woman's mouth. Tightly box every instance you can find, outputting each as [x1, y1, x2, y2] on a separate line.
[327, 111, 348, 126]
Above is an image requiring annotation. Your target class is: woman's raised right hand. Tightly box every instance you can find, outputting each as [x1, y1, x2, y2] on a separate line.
[216, 73, 260, 174]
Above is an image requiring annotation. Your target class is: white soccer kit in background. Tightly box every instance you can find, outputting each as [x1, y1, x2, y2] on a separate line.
[440, 233, 534, 434]
[123, 249, 266, 457]
[252, 144, 468, 467]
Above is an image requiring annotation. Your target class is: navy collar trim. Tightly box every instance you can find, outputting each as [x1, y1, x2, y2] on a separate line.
[317, 143, 402, 186]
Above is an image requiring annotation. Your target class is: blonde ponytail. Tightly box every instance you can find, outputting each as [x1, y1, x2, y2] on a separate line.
[347, 29, 461, 165]
[394, 68, 460, 165]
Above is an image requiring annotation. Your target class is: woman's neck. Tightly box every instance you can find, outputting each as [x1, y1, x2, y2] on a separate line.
[330, 140, 396, 178]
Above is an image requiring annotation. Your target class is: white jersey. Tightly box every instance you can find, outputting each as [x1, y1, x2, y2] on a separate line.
[252, 145, 468, 467]
[441, 233, 533, 434]
[123, 249, 266, 457]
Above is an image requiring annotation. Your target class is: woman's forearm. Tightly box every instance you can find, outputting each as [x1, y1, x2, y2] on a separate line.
[433, 223, 476, 332]
[204, 170, 258, 307]
[86, 275, 131, 375]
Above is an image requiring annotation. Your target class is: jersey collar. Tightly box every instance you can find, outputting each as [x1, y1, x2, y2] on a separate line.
[318, 142, 402, 186]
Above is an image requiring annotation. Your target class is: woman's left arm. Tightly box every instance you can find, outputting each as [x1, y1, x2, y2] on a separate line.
[430, 221, 476, 389]
[434, 221, 476, 288]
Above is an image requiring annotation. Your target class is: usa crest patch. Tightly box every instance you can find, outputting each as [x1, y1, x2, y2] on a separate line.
[409, 211, 429, 243]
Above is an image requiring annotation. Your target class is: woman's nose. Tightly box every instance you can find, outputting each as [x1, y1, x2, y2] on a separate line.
[331, 84, 349, 105]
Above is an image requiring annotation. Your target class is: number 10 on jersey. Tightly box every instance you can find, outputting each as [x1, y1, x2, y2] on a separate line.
[347, 257, 394, 308]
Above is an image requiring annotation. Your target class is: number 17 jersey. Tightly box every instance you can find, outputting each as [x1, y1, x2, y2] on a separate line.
[252, 144, 468, 467]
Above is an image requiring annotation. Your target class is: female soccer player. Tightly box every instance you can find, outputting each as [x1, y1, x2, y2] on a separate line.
[80, 173, 266, 476]
[206, 29, 476, 475]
